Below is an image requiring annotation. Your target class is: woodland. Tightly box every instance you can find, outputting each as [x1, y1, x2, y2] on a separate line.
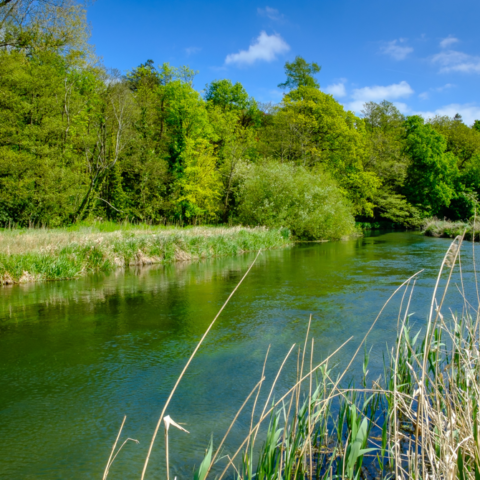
[2, 0, 480, 239]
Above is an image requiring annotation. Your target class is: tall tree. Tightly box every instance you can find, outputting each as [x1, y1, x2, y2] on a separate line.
[278, 56, 320, 90]
[74, 73, 137, 221]
[0, 0, 93, 63]
[403, 115, 458, 216]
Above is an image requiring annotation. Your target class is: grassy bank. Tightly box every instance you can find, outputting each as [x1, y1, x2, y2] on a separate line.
[0, 223, 291, 286]
[104, 234, 480, 480]
[423, 217, 480, 240]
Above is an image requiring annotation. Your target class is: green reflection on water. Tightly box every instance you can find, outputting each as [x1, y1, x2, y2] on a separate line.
[0, 232, 475, 478]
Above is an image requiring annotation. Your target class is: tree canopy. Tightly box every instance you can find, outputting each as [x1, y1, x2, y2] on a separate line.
[1, 3, 480, 236]
[278, 56, 321, 90]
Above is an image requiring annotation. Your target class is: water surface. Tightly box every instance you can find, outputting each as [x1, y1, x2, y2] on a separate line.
[0, 232, 476, 479]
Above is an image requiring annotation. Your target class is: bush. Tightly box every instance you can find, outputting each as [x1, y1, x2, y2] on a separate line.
[235, 161, 355, 240]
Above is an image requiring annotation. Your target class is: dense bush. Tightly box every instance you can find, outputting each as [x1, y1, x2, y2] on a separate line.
[235, 161, 355, 240]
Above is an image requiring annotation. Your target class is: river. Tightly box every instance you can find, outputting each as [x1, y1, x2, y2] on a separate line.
[0, 232, 475, 479]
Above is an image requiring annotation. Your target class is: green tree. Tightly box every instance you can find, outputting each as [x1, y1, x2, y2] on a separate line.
[278, 56, 320, 90]
[0, 48, 100, 226]
[429, 115, 480, 168]
[260, 86, 380, 215]
[0, 0, 93, 64]
[125, 59, 160, 92]
[362, 101, 407, 187]
[74, 73, 137, 221]
[403, 116, 458, 216]
[205, 79, 262, 127]
[236, 161, 354, 240]
[205, 79, 250, 110]
[208, 106, 257, 220]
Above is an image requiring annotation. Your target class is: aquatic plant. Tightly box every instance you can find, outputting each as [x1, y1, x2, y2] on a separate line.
[0, 225, 291, 285]
[104, 232, 480, 479]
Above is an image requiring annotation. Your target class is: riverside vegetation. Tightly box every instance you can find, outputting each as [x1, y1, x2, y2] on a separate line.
[0, 223, 291, 285]
[2, 1, 480, 243]
[424, 217, 480, 241]
[103, 235, 480, 480]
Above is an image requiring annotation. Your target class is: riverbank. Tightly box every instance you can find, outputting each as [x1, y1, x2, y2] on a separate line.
[109, 235, 476, 480]
[423, 218, 479, 240]
[0, 224, 292, 286]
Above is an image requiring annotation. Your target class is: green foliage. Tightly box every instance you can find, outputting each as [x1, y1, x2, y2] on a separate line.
[403, 115, 458, 216]
[278, 55, 321, 90]
[0, 226, 291, 284]
[260, 87, 379, 216]
[193, 438, 213, 480]
[372, 190, 423, 227]
[235, 161, 355, 240]
[125, 59, 160, 91]
[205, 79, 250, 110]
[362, 101, 407, 188]
[3, 1, 480, 232]
[0, 49, 93, 226]
[429, 115, 480, 168]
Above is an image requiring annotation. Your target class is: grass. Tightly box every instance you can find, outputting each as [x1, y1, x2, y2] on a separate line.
[0, 222, 292, 286]
[423, 217, 480, 241]
[104, 231, 480, 479]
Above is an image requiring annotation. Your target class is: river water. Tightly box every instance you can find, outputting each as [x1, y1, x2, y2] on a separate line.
[0, 232, 476, 479]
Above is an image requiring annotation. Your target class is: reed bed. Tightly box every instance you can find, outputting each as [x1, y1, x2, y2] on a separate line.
[0, 225, 291, 286]
[103, 232, 480, 480]
[424, 217, 480, 241]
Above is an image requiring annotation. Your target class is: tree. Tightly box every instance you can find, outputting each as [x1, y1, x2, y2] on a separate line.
[236, 161, 354, 240]
[125, 59, 160, 92]
[208, 106, 257, 220]
[260, 86, 380, 215]
[0, 0, 93, 63]
[362, 101, 407, 188]
[74, 73, 137, 221]
[0, 48, 99, 226]
[429, 115, 480, 168]
[403, 116, 458, 216]
[205, 79, 262, 128]
[205, 79, 249, 111]
[278, 56, 320, 90]
[176, 137, 221, 219]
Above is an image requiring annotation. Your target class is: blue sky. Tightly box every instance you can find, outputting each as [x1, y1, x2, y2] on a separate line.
[88, 0, 480, 124]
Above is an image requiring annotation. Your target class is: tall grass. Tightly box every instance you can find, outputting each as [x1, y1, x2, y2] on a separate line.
[104, 233, 480, 479]
[424, 217, 480, 241]
[0, 225, 291, 285]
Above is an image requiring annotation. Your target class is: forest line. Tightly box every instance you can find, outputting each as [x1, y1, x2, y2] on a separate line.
[2, 1, 480, 240]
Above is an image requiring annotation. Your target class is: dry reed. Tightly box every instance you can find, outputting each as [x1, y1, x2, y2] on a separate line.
[103, 233, 480, 480]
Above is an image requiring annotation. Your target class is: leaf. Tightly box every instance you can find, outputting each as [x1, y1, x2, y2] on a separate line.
[457, 448, 466, 480]
[194, 438, 213, 480]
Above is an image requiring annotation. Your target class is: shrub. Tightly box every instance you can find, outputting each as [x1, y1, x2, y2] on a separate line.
[235, 161, 355, 240]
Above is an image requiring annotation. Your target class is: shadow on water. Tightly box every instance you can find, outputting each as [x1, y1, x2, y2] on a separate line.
[0, 232, 477, 478]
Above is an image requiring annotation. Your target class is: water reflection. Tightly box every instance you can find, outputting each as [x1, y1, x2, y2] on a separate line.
[0, 233, 476, 478]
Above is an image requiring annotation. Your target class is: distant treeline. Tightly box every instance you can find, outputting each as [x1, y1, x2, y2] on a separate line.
[1, 1, 480, 239]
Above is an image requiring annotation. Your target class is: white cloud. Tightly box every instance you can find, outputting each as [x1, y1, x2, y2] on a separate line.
[419, 83, 455, 100]
[257, 6, 284, 21]
[351, 81, 414, 102]
[380, 39, 413, 60]
[440, 35, 459, 49]
[225, 31, 290, 66]
[436, 83, 455, 91]
[432, 49, 480, 73]
[414, 103, 480, 126]
[185, 46, 201, 56]
[344, 81, 413, 113]
[325, 82, 347, 98]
